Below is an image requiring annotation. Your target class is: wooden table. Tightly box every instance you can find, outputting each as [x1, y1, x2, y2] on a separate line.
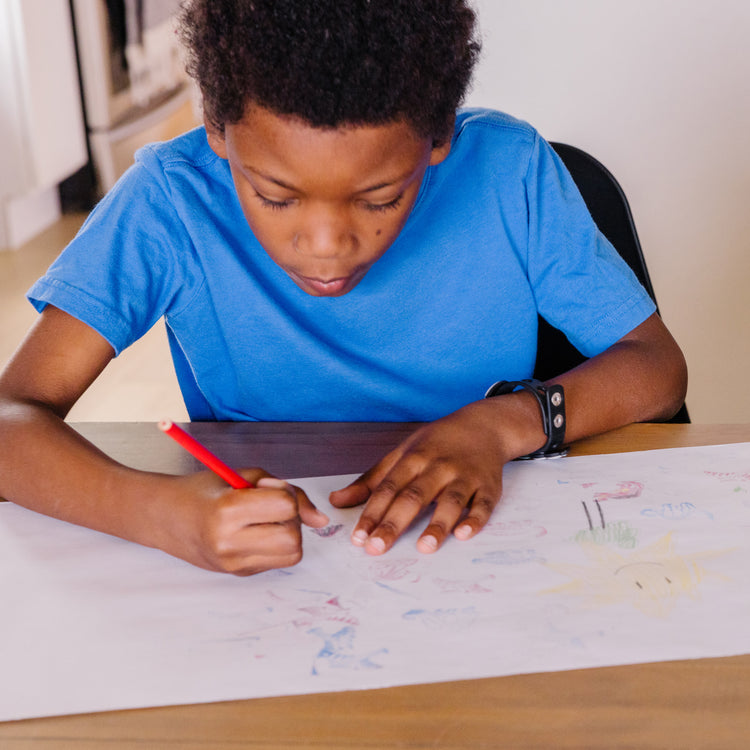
[2, 422, 749, 749]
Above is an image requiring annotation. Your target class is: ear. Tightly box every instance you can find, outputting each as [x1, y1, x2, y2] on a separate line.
[429, 138, 452, 166]
[204, 116, 228, 159]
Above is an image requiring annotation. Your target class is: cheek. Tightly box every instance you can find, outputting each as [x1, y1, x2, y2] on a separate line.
[375, 207, 413, 246]
[237, 198, 290, 253]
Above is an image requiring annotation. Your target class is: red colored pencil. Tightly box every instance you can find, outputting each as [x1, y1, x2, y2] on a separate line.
[158, 420, 253, 489]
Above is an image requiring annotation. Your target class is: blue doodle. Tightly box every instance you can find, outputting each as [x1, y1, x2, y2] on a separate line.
[472, 548, 545, 566]
[641, 502, 713, 521]
[259, 568, 294, 579]
[374, 580, 413, 597]
[308, 626, 388, 675]
[402, 607, 476, 631]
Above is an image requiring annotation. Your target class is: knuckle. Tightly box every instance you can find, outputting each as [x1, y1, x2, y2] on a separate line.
[202, 522, 231, 556]
[276, 494, 299, 518]
[440, 488, 468, 508]
[374, 478, 400, 497]
[279, 521, 303, 548]
[396, 484, 427, 508]
[430, 456, 458, 475]
[212, 552, 244, 574]
[210, 536, 236, 561]
[374, 519, 400, 539]
[211, 495, 240, 524]
[470, 493, 497, 517]
[284, 548, 304, 567]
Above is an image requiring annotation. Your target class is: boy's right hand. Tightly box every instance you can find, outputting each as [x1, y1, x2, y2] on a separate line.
[0, 306, 336, 577]
[156, 469, 328, 576]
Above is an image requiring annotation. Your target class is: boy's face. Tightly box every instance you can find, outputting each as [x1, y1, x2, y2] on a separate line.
[206, 104, 451, 296]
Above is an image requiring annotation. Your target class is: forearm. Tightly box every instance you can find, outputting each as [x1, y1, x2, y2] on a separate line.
[551, 314, 687, 446]
[478, 314, 687, 461]
[0, 306, 316, 575]
[0, 400, 173, 549]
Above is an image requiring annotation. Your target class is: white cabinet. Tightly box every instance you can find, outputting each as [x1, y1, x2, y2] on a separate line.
[0, 0, 87, 248]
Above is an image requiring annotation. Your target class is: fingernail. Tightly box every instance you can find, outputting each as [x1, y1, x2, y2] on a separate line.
[454, 524, 472, 540]
[257, 477, 288, 489]
[418, 535, 438, 552]
[367, 537, 386, 554]
[352, 529, 368, 546]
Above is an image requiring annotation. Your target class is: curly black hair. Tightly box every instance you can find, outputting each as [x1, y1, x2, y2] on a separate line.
[178, 0, 481, 143]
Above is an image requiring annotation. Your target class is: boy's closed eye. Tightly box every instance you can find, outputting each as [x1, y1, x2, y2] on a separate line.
[253, 190, 404, 214]
[362, 195, 404, 213]
[254, 191, 295, 211]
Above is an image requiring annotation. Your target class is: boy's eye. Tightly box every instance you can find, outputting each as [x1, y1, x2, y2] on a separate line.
[254, 192, 293, 210]
[363, 195, 404, 213]
[252, 191, 403, 213]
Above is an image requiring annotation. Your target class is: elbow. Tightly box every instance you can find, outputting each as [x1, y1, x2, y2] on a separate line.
[650, 343, 689, 423]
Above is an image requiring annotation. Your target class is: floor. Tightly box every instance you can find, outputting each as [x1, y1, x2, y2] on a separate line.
[0, 213, 188, 421]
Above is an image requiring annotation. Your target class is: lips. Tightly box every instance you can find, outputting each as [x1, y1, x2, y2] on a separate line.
[302, 276, 351, 295]
[289, 270, 358, 296]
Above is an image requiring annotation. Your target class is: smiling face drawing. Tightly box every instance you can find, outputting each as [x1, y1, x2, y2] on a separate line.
[542, 533, 729, 618]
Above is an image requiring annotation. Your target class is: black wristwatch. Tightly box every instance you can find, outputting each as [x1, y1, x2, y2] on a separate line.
[484, 378, 566, 459]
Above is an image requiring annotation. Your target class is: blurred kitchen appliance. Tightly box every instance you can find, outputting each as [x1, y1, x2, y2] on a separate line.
[69, 0, 198, 196]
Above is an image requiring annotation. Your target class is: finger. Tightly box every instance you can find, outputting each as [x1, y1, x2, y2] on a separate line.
[219, 482, 299, 526]
[453, 488, 501, 541]
[329, 449, 403, 508]
[328, 477, 372, 508]
[358, 470, 445, 555]
[416, 483, 473, 554]
[211, 519, 304, 576]
[237, 467, 275, 485]
[349, 471, 419, 549]
[287, 483, 329, 528]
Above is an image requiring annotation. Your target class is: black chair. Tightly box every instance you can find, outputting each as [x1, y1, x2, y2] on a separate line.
[533, 142, 689, 423]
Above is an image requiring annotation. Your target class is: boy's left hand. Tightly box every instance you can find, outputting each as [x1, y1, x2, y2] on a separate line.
[329, 397, 542, 555]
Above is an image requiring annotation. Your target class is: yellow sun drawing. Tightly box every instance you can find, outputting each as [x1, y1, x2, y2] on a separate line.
[542, 533, 730, 618]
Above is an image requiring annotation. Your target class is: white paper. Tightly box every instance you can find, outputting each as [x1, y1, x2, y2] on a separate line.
[2, 442, 750, 721]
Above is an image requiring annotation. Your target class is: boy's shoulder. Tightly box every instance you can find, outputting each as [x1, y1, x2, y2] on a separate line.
[454, 107, 538, 144]
[436, 108, 541, 184]
[134, 126, 220, 176]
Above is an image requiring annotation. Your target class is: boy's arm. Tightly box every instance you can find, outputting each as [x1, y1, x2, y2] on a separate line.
[0, 306, 327, 574]
[330, 312, 687, 555]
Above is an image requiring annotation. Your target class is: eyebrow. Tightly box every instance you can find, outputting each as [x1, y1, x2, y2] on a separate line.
[245, 166, 408, 195]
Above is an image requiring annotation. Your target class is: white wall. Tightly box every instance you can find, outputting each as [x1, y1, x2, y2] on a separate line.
[466, 0, 750, 424]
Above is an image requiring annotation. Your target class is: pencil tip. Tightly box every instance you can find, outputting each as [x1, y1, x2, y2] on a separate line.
[157, 420, 173, 432]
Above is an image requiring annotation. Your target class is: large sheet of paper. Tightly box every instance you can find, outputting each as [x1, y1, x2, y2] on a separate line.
[2, 443, 750, 721]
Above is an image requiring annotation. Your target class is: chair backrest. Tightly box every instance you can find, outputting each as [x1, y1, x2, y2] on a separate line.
[534, 142, 689, 423]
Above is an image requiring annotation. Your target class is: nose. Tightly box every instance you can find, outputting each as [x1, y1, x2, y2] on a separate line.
[293, 207, 356, 260]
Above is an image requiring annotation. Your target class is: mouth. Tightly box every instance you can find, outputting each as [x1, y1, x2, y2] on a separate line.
[288, 270, 359, 297]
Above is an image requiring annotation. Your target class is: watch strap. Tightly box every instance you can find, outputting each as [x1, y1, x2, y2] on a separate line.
[484, 378, 566, 459]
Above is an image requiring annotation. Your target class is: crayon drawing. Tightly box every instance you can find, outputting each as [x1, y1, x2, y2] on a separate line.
[309, 626, 388, 675]
[1, 442, 750, 721]
[542, 532, 730, 618]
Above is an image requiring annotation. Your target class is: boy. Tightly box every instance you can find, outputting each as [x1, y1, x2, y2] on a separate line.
[0, 0, 686, 575]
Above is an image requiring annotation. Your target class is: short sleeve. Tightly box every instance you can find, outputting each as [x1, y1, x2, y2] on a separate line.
[27, 157, 202, 356]
[524, 135, 656, 357]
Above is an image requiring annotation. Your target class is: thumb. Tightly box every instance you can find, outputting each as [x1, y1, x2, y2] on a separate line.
[329, 452, 402, 508]
[329, 477, 373, 508]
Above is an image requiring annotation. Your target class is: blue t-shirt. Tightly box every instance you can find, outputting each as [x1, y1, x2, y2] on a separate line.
[28, 108, 655, 421]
